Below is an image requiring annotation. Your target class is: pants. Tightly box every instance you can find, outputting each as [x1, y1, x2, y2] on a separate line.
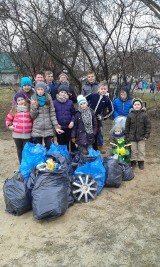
[14, 138, 31, 163]
[56, 128, 72, 151]
[131, 140, 145, 161]
[93, 120, 104, 150]
[32, 136, 53, 150]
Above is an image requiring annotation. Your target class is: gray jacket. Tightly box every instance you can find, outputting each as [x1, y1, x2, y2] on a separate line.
[81, 81, 99, 96]
[30, 95, 58, 137]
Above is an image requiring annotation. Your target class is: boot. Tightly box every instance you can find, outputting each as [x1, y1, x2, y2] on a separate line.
[98, 145, 106, 154]
[130, 160, 137, 168]
[138, 161, 144, 170]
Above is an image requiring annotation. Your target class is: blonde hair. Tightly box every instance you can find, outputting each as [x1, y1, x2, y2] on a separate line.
[98, 80, 108, 90]
[44, 70, 53, 76]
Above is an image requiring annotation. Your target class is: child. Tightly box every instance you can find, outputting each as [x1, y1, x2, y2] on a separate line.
[6, 92, 32, 163]
[125, 97, 151, 169]
[112, 88, 132, 118]
[53, 83, 76, 150]
[30, 82, 63, 149]
[12, 77, 34, 106]
[71, 95, 97, 153]
[81, 70, 99, 96]
[86, 80, 114, 153]
[110, 125, 131, 163]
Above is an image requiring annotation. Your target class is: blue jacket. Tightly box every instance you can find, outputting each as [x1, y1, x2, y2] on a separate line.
[53, 99, 75, 129]
[81, 81, 99, 96]
[86, 93, 114, 119]
[113, 97, 132, 118]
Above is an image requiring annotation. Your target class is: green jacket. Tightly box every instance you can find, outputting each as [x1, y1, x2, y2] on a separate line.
[125, 108, 151, 142]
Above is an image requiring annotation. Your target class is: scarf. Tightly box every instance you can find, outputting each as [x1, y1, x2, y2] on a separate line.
[37, 95, 46, 106]
[56, 94, 68, 103]
[78, 106, 93, 134]
[16, 105, 28, 113]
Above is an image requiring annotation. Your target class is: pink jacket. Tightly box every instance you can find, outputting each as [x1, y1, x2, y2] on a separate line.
[6, 111, 32, 134]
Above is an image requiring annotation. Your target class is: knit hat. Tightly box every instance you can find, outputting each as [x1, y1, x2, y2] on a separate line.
[132, 97, 142, 106]
[20, 77, 32, 87]
[58, 83, 69, 93]
[35, 82, 47, 91]
[77, 95, 87, 105]
[14, 92, 26, 102]
[59, 72, 68, 79]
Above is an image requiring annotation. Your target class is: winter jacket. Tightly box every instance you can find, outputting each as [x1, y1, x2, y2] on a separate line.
[125, 108, 151, 142]
[81, 81, 99, 96]
[113, 97, 132, 118]
[53, 99, 75, 129]
[6, 111, 32, 134]
[30, 95, 58, 138]
[51, 83, 77, 103]
[71, 109, 97, 146]
[86, 93, 114, 119]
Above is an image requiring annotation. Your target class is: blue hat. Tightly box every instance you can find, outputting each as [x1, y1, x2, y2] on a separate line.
[20, 77, 32, 87]
[77, 95, 87, 105]
[58, 83, 69, 93]
[14, 92, 26, 102]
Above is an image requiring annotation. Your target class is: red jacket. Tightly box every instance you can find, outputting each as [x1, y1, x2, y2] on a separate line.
[6, 111, 32, 134]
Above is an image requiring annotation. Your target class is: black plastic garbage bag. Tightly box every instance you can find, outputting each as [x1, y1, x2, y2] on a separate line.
[118, 161, 134, 181]
[3, 173, 32, 216]
[103, 157, 122, 188]
[30, 154, 71, 220]
[32, 170, 68, 220]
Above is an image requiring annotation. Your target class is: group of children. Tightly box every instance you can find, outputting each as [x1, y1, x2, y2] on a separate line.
[5, 71, 151, 171]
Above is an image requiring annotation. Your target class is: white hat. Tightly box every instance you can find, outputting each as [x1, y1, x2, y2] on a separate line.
[77, 95, 87, 105]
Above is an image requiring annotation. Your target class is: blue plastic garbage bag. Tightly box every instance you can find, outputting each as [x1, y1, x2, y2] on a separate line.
[87, 147, 101, 158]
[74, 156, 106, 193]
[3, 173, 32, 216]
[19, 142, 46, 182]
[47, 144, 70, 160]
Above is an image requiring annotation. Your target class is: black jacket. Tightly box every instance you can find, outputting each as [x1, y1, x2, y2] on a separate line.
[125, 108, 151, 142]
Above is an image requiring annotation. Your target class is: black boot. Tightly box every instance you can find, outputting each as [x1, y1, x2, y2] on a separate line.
[138, 161, 144, 170]
[130, 160, 136, 168]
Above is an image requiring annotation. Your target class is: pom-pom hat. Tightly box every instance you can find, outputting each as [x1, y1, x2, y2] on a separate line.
[14, 92, 26, 102]
[77, 95, 87, 105]
[20, 77, 32, 87]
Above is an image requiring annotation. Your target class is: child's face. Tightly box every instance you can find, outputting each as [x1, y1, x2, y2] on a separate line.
[59, 75, 68, 83]
[120, 91, 127, 101]
[114, 129, 122, 135]
[87, 73, 96, 84]
[45, 74, 53, 83]
[59, 91, 68, 97]
[133, 101, 141, 111]
[79, 102, 87, 109]
[98, 86, 108, 95]
[17, 97, 26, 105]
[35, 74, 44, 82]
[36, 88, 45, 96]
[23, 85, 31, 92]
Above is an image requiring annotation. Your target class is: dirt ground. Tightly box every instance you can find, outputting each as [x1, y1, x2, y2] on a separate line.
[0, 119, 160, 267]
